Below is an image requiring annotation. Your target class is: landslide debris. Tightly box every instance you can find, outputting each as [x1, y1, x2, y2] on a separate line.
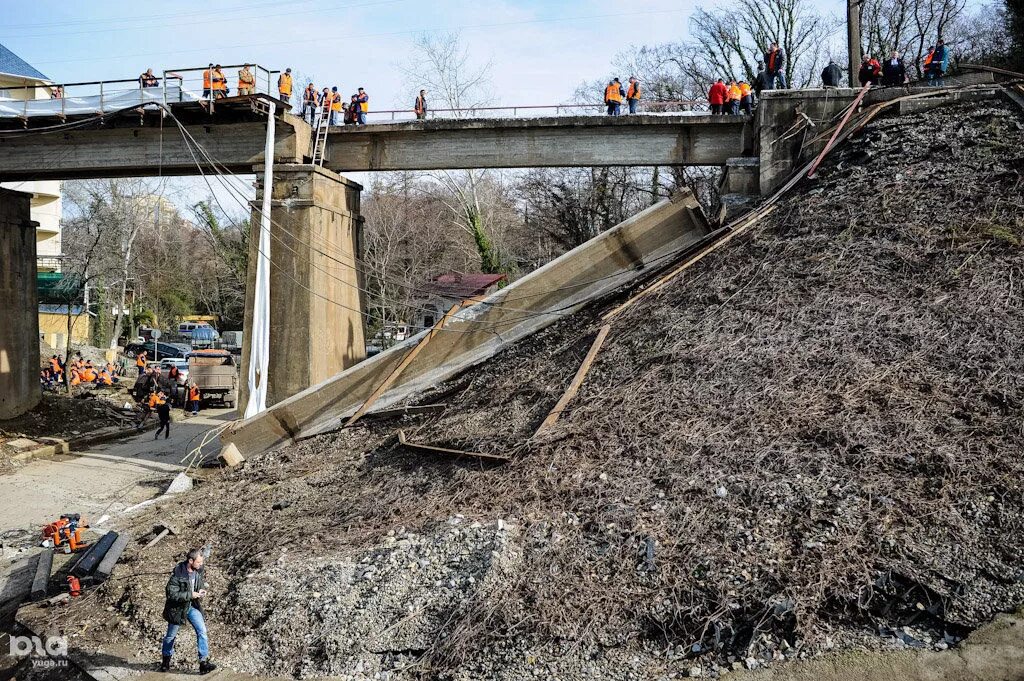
[66, 100, 1024, 679]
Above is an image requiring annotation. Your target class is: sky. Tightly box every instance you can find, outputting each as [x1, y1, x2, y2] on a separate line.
[3, 0, 848, 217]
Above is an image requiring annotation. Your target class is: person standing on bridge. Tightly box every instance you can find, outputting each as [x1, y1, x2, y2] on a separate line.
[415, 89, 427, 120]
[858, 55, 882, 87]
[159, 548, 216, 674]
[139, 69, 159, 88]
[708, 78, 727, 115]
[727, 80, 742, 115]
[738, 80, 753, 114]
[604, 78, 624, 116]
[329, 87, 342, 125]
[202, 64, 213, 98]
[300, 83, 318, 123]
[753, 62, 769, 99]
[626, 77, 641, 114]
[928, 39, 947, 86]
[356, 87, 369, 124]
[764, 43, 787, 89]
[237, 65, 256, 96]
[821, 59, 842, 87]
[345, 95, 360, 125]
[278, 68, 293, 104]
[211, 65, 228, 98]
[881, 50, 907, 87]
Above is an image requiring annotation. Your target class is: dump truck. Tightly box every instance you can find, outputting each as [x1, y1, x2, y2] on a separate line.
[186, 349, 239, 408]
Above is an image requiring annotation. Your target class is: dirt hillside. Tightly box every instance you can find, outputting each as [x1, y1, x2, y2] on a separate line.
[65, 98, 1024, 679]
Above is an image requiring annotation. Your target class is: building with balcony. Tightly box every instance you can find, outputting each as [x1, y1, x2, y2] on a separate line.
[0, 44, 62, 270]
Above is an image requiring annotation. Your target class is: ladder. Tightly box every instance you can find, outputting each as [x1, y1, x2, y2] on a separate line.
[309, 98, 331, 167]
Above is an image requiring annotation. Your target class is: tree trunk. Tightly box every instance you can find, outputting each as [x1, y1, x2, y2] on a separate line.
[848, 0, 863, 87]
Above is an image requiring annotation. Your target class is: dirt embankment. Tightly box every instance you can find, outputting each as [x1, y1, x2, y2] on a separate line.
[63, 100, 1024, 679]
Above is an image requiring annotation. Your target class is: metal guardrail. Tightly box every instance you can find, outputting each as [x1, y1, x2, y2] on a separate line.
[359, 100, 708, 122]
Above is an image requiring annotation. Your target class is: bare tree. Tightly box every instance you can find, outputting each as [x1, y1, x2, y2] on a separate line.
[397, 32, 508, 274]
[860, 0, 967, 75]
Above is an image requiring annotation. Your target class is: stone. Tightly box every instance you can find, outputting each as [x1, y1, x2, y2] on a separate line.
[5, 438, 38, 452]
[165, 472, 193, 494]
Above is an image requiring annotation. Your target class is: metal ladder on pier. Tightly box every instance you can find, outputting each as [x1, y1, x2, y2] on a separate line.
[310, 98, 331, 167]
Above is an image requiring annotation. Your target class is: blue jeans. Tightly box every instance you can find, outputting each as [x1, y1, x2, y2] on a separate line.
[627, 98, 638, 114]
[357, 111, 367, 124]
[162, 607, 209, 659]
[772, 72, 787, 89]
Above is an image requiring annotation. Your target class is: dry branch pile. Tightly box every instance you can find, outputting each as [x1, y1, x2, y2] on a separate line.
[69, 100, 1024, 679]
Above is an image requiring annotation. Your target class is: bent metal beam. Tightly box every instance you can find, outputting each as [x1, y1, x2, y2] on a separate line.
[0, 114, 752, 181]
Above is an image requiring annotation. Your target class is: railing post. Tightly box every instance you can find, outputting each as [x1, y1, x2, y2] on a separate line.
[100, 81, 105, 111]
[61, 91, 65, 119]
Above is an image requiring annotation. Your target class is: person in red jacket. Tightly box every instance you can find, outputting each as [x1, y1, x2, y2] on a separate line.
[708, 78, 728, 115]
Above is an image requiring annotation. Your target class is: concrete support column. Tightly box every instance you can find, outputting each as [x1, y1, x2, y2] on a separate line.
[0, 188, 41, 420]
[241, 164, 366, 409]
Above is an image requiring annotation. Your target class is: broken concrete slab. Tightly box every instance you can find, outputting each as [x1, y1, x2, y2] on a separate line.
[164, 472, 192, 495]
[4, 437, 38, 452]
[224, 189, 712, 456]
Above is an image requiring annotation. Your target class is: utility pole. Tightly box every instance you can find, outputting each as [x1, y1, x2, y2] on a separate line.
[847, 0, 862, 87]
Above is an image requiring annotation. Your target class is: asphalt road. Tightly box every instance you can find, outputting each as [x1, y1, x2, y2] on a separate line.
[0, 407, 234, 534]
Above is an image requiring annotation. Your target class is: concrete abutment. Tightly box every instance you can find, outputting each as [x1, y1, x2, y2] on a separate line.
[0, 188, 40, 419]
[240, 164, 366, 409]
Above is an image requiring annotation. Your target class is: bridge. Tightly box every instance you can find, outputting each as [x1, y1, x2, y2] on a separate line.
[0, 110, 753, 180]
[1, 63, 1001, 423]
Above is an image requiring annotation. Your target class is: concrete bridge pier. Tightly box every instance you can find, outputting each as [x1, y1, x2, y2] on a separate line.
[0, 188, 40, 419]
[240, 164, 367, 410]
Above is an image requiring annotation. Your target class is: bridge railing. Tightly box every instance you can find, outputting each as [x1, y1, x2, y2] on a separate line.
[162, 64, 279, 104]
[360, 100, 708, 122]
[0, 64, 280, 121]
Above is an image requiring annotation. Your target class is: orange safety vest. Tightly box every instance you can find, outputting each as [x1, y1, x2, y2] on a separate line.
[136, 353, 146, 367]
[99, 371, 112, 386]
[238, 69, 255, 90]
[279, 73, 292, 95]
[304, 86, 317, 103]
[203, 69, 212, 89]
[414, 95, 425, 114]
[70, 369, 81, 386]
[189, 386, 201, 401]
[49, 358, 61, 373]
[358, 93, 368, 112]
[605, 83, 623, 103]
[212, 70, 227, 91]
[330, 94, 342, 112]
[739, 82, 752, 97]
[627, 82, 641, 99]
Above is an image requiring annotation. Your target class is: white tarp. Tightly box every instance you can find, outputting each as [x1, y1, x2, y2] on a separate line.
[0, 86, 201, 119]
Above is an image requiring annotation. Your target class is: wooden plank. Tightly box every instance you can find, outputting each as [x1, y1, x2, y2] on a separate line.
[345, 303, 463, 427]
[95, 533, 130, 580]
[71, 531, 118, 578]
[806, 82, 873, 179]
[396, 430, 509, 462]
[30, 548, 53, 600]
[366, 403, 447, 419]
[534, 324, 612, 435]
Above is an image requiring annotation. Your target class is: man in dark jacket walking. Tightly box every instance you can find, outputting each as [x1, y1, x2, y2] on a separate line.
[160, 548, 216, 674]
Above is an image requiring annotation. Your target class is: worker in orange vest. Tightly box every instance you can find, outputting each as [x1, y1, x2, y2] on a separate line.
[202, 64, 213, 98]
[238, 64, 256, 96]
[738, 80, 753, 114]
[604, 78, 624, 116]
[626, 76, 641, 114]
[329, 87, 343, 125]
[49, 355, 63, 381]
[136, 350, 147, 376]
[356, 87, 369, 124]
[153, 391, 172, 440]
[211, 65, 228, 98]
[414, 89, 427, 120]
[278, 68, 293, 104]
[727, 81, 742, 115]
[186, 383, 201, 416]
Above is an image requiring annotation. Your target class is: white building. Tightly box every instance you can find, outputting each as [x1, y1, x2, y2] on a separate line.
[0, 43, 62, 270]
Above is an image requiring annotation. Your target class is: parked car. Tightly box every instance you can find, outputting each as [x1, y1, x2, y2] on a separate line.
[187, 349, 239, 409]
[124, 341, 192, 361]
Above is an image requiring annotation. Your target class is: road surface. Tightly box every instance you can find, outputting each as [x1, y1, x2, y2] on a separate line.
[0, 407, 234, 534]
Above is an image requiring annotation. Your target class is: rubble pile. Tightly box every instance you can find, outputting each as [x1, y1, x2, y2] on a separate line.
[70, 100, 1024, 679]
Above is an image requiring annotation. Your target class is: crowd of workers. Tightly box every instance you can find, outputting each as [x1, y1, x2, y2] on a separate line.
[41, 354, 121, 388]
[842, 40, 950, 88]
[42, 350, 202, 439]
